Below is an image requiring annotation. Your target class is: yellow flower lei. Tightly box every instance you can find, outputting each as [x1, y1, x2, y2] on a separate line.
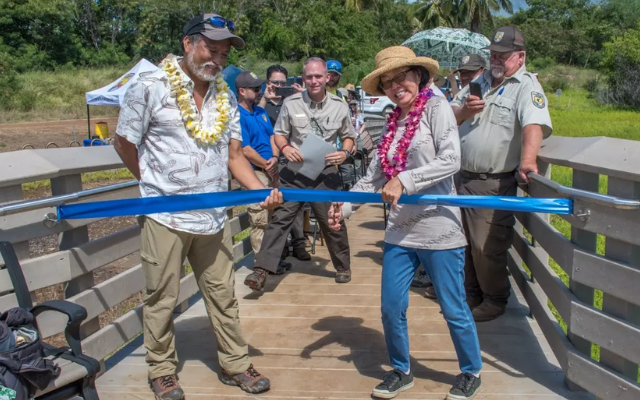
[161, 56, 230, 146]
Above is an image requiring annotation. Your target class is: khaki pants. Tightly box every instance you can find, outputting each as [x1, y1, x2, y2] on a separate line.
[246, 170, 273, 254]
[139, 216, 250, 379]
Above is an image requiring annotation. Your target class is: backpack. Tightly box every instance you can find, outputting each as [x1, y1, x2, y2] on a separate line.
[0, 309, 60, 400]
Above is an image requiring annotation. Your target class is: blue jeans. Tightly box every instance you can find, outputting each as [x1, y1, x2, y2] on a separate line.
[381, 243, 483, 374]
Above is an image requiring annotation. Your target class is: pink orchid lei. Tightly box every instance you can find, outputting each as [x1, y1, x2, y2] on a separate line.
[377, 87, 434, 180]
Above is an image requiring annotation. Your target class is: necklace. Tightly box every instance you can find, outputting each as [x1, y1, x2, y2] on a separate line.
[377, 87, 434, 180]
[161, 56, 230, 146]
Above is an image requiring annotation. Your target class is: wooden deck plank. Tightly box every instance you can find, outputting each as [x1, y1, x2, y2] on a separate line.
[97, 204, 594, 400]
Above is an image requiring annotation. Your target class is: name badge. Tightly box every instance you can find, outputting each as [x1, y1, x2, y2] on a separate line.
[294, 114, 306, 118]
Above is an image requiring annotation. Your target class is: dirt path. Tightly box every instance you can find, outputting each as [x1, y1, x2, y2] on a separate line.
[0, 117, 119, 153]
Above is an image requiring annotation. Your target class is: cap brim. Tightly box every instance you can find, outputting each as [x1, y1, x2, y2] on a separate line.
[454, 65, 484, 73]
[328, 70, 342, 76]
[201, 30, 245, 49]
[483, 44, 522, 52]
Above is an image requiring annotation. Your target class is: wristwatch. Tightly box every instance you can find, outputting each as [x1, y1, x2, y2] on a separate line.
[342, 149, 351, 157]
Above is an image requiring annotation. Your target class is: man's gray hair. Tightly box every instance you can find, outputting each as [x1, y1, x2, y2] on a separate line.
[181, 33, 203, 54]
[303, 57, 327, 75]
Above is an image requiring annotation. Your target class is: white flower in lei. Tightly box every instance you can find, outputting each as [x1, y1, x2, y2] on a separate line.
[161, 55, 230, 145]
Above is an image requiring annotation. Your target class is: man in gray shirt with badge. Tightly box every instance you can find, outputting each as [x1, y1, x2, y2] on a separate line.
[451, 26, 553, 322]
[244, 57, 357, 291]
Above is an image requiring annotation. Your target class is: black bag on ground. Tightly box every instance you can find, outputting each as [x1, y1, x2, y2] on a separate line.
[0, 308, 60, 400]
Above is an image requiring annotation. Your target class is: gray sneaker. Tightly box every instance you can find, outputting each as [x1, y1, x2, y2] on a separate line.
[411, 270, 432, 288]
[149, 375, 184, 400]
[372, 369, 414, 399]
[446, 373, 481, 399]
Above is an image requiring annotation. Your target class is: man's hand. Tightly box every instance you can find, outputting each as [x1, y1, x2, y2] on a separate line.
[283, 146, 304, 163]
[382, 177, 404, 210]
[325, 151, 347, 166]
[260, 188, 283, 210]
[463, 95, 485, 117]
[265, 156, 279, 174]
[292, 83, 304, 93]
[328, 202, 344, 231]
[264, 85, 278, 101]
[519, 159, 538, 183]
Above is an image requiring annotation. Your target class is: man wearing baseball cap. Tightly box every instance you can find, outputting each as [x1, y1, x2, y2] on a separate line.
[326, 59, 343, 96]
[455, 54, 487, 88]
[450, 26, 553, 322]
[114, 13, 279, 399]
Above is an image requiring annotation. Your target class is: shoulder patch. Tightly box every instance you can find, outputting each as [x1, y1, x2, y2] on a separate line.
[532, 92, 545, 109]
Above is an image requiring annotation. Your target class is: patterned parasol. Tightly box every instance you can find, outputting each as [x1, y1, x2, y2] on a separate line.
[402, 27, 491, 70]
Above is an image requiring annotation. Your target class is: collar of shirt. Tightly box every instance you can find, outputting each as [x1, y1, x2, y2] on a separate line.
[302, 89, 329, 110]
[239, 104, 264, 117]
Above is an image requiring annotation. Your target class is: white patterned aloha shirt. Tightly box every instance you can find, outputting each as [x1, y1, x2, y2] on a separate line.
[116, 57, 242, 235]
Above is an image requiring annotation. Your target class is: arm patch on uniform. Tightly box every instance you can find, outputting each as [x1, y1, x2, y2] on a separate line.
[532, 92, 545, 109]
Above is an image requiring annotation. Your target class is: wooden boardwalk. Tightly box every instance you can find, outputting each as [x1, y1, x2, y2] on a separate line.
[97, 204, 594, 400]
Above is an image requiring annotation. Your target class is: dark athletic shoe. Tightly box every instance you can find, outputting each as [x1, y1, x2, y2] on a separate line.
[335, 269, 351, 283]
[371, 369, 414, 399]
[292, 247, 311, 261]
[472, 301, 506, 322]
[466, 296, 482, 311]
[411, 270, 432, 288]
[424, 285, 437, 299]
[446, 373, 481, 399]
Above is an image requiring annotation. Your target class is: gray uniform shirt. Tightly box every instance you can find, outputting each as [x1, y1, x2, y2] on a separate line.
[274, 90, 357, 149]
[451, 65, 553, 173]
[348, 96, 467, 250]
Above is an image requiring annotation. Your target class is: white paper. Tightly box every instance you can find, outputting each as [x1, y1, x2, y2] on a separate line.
[287, 134, 337, 180]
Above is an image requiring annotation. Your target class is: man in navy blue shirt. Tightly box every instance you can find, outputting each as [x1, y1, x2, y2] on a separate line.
[235, 71, 309, 271]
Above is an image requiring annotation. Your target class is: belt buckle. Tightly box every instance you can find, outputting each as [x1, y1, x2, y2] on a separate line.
[478, 173, 488, 180]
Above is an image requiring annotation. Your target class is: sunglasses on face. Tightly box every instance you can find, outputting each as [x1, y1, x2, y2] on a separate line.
[379, 69, 410, 90]
[269, 80, 286, 86]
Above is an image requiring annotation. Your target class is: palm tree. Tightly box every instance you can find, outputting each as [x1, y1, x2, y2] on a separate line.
[458, 0, 513, 33]
[412, 0, 460, 30]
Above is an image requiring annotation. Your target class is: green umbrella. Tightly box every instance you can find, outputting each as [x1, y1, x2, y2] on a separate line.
[402, 27, 490, 70]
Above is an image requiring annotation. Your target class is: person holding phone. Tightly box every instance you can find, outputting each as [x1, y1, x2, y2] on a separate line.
[450, 26, 553, 322]
[257, 65, 311, 262]
[454, 54, 487, 89]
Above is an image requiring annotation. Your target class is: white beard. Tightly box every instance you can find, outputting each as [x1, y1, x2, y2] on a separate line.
[491, 67, 505, 79]
[185, 52, 219, 82]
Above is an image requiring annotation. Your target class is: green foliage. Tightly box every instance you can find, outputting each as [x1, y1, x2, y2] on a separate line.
[602, 25, 640, 72]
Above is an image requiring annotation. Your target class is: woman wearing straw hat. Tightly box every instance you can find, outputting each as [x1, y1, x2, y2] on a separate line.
[328, 46, 483, 399]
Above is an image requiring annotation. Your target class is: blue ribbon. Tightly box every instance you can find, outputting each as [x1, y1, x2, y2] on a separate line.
[57, 188, 572, 220]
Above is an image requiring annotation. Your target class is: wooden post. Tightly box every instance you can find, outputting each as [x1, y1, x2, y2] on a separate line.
[51, 175, 101, 339]
[600, 176, 640, 380]
[566, 169, 597, 391]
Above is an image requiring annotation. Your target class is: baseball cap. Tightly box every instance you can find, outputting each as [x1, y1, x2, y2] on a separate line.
[484, 26, 526, 53]
[455, 54, 487, 72]
[235, 71, 266, 88]
[183, 13, 245, 49]
[327, 60, 343, 75]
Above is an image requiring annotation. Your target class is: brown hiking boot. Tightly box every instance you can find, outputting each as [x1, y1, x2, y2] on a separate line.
[149, 375, 184, 400]
[220, 364, 270, 394]
[244, 268, 268, 291]
[335, 269, 351, 283]
[472, 301, 506, 322]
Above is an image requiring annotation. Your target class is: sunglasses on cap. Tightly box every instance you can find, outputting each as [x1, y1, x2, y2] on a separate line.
[188, 15, 236, 35]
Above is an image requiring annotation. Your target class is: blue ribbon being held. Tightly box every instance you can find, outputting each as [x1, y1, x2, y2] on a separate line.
[56, 189, 572, 221]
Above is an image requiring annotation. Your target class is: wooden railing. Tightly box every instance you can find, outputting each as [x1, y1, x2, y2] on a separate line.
[5, 125, 638, 400]
[510, 135, 640, 400]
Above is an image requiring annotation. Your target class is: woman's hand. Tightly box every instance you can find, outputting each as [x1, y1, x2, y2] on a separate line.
[382, 177, 404, 210]
[328, 202, 344, 230]
[260, 188, 283, 210]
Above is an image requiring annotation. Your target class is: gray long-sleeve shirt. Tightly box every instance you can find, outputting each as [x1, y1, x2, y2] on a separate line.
[346, 96, 467, 250]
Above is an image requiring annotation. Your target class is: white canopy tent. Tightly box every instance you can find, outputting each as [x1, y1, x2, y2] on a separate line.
[84, 58, 159, 138]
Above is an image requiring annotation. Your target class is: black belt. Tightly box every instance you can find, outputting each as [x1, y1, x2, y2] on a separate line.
[460, 170, 515, 180]
[253, 166, 267, 172]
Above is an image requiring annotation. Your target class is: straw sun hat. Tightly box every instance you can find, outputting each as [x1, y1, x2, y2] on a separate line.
[361, 46, 439, 96]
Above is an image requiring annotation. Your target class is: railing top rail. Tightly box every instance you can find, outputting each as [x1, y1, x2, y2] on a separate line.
[529, 173, 640, 210]
[0, 147, 123, 188]
[538, 136, 640, 183]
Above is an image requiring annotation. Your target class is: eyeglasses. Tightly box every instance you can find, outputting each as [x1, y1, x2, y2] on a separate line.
[252, 87, 262, 93]
[269, 80, 286, 87]
[379, 69, 410, 90]
[490, 51, 517, 62]
[208, 16, 235, 32]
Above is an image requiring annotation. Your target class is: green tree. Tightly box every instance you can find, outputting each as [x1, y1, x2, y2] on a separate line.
[459, 0, 513, 33]
[412, 0, 460, 30]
